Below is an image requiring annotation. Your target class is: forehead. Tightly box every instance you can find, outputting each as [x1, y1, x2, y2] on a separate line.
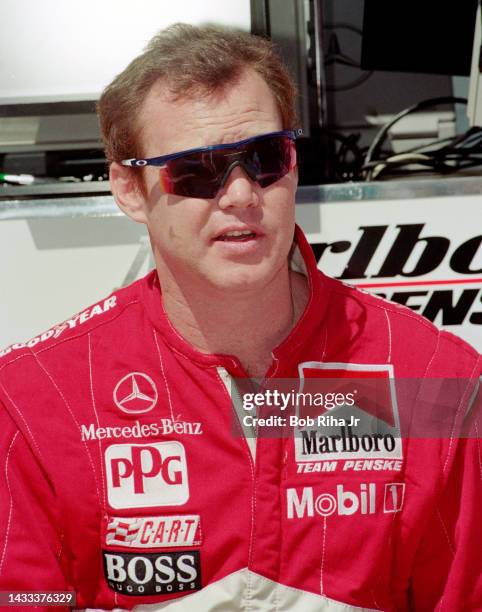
[137, 69, 282, 157]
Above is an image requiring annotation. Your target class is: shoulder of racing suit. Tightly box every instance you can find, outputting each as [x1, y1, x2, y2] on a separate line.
[318, 270, 480, 378]
[0, 272, 152, 366]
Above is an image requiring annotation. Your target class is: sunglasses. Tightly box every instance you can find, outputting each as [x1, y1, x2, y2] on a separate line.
[121, 130, 299, 199]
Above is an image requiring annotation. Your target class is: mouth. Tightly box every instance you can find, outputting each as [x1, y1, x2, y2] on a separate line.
[213, 228, 260, 242]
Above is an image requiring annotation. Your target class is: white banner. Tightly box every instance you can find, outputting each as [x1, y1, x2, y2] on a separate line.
[297, 194, 482, 352]
[1, 192, 480, 353]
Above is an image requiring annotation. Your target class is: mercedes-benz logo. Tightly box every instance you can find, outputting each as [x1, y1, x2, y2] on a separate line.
[113, 372, 158, 414]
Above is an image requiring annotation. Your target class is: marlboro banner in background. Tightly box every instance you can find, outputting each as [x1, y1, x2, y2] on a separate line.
[297, 194, 482, 353]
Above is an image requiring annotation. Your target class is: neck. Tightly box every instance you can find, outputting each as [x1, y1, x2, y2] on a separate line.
[158, 263, 308, 377]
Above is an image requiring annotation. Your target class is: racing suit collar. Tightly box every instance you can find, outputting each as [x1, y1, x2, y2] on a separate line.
[141, 224, 330, 374]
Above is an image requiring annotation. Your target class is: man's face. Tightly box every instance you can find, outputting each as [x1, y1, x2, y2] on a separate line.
[127, 69, 297, 293]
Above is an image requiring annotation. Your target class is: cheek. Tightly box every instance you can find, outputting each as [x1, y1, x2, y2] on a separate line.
[146, 197, 211, 252]
[267, 178, 297, 226]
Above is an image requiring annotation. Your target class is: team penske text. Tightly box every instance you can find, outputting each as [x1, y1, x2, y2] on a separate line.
[81, 419, 202, 441]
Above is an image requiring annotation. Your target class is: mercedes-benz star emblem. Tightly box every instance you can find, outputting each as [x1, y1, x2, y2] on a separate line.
[113, 372, 158, 414]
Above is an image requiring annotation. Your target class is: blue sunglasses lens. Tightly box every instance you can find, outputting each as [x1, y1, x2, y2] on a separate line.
[161, 134, 295, 198]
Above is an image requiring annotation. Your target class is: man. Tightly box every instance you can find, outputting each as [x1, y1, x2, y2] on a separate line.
[0, 23, 480, 611]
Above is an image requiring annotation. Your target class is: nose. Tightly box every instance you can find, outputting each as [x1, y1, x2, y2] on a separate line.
[217, 165, 259, 209]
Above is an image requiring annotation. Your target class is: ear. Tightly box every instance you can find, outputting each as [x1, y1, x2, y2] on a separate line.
[292, 152, 299, 186]
[290, 143, 299, 184]
[293, 162, 299, 185]
[109, 161, 148, 224]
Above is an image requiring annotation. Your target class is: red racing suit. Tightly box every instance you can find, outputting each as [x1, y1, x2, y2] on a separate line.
[0, 227, 480, 611]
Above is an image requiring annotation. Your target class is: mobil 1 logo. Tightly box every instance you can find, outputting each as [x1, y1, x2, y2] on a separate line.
[103, 550, 201, 596]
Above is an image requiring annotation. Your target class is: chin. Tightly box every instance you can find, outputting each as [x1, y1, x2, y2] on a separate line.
[204, 261, 284, 293]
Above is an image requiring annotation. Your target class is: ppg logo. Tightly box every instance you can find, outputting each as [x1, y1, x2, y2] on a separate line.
[105, 442, 189, 509]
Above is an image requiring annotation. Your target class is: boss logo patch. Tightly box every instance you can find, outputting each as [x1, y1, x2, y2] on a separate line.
[103, 550, 201, 596]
